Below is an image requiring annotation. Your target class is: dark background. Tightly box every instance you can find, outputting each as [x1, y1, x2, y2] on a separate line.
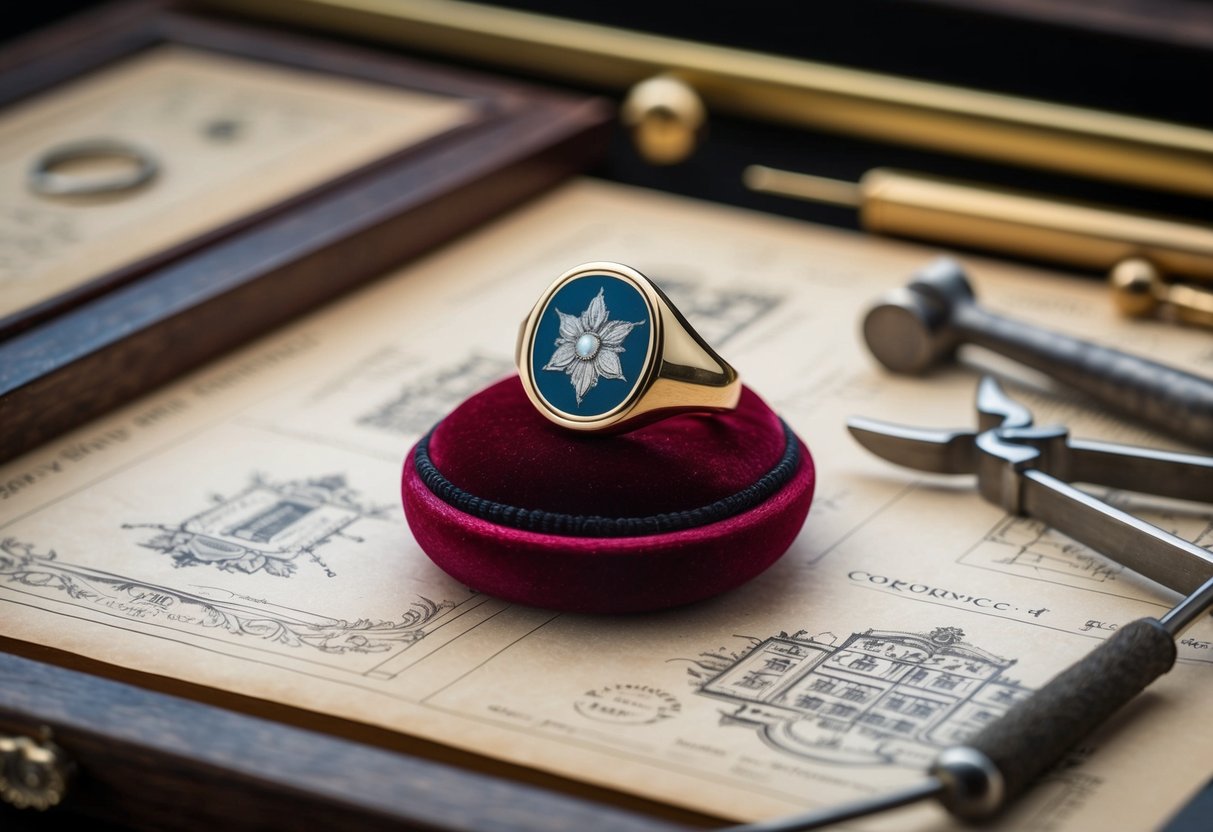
[9, 0, 1212, 125]
[4, 0, 1212, 245]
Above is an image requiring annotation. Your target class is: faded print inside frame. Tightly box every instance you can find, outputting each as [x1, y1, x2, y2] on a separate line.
[0, 45, 472, 320]
[2, 180, 1212, 830]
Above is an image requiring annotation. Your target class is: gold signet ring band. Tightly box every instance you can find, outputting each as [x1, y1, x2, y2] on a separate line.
[516, 262, 741, 434]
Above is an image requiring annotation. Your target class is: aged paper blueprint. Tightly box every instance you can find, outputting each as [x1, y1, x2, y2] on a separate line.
[0, 46, 471, 318]
[2, 180, 1211, 830]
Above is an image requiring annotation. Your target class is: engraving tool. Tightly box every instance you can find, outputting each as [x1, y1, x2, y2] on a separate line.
[723, 379, 1213, 831]
[725, 577, 1213, 831]
[859, 257, 1213, 449]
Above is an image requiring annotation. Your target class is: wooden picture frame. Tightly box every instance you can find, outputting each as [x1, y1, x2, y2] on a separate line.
[0, 0, 612, 464]
[0, 650, 692, 831]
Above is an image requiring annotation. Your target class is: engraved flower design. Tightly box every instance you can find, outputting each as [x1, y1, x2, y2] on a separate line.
[543, 288, 644, 405]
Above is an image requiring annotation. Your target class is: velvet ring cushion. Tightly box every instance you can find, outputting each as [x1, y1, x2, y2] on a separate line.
[401, 376, 815, 613]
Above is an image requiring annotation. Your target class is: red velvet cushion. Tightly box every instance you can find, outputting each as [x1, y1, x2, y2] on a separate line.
[401, 376, 815, 613]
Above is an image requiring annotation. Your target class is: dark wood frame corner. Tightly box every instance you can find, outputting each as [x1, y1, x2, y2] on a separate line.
[0, 0, 613, 464]
[0, 651, 700, 831]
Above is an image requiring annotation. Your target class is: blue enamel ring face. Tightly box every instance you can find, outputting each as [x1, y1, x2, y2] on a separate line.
[529, 273, 653, 419]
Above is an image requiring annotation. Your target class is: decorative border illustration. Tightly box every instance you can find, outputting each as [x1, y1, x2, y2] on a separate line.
[124, 473, 391, 578]
[1, 537, 451, 656]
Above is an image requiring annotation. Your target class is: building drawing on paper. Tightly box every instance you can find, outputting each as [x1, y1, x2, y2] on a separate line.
[696, 627, 1032, 767]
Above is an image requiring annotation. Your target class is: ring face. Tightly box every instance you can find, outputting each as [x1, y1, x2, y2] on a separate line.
[518, 261, 740, 433]
[528, 269, 654, 420]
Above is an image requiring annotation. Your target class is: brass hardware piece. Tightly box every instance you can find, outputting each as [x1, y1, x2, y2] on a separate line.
[747, 164, 1213, 329]
[745, 163, 1213, 330]
[621, 75, 706, 165]
[745, 165, 1213, 284]
[211, 0, 1213, 197]
[0, 729, 73, 810]
[1111, 258, 1213, 329]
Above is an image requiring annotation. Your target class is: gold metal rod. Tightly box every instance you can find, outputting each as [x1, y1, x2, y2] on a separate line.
[744, 165, 1213, 282]
[207, 0, 1213, 197]
[743, 165, 862, 209]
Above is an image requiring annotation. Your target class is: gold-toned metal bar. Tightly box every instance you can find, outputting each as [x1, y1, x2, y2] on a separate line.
[744, 166, 861, 209]
[746, 165, 1213, 281]
[748, 164, 1213, 328]
[860, 169, 1213, 280]
[207, 0, 1213, 197]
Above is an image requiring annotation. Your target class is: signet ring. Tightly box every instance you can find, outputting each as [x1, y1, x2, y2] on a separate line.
[516, 262, 741, 433]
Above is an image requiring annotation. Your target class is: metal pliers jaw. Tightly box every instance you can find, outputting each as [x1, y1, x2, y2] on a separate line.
[848, 377, 1213, 597]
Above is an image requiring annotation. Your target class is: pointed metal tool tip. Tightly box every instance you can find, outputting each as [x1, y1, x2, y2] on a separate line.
[847, 416, 979, 475]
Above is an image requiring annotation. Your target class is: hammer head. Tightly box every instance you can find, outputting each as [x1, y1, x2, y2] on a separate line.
[862, 257, 975, 374]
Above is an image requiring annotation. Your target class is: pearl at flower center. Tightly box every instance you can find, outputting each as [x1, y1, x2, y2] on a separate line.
[575, 333, 600, 359]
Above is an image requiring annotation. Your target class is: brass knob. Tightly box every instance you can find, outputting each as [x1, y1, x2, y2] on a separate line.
[1110, 257, 1213, 329]
[0, 730, 73, 810]
[620, 75, 706, 165]
[1109, 258, 1163, 318]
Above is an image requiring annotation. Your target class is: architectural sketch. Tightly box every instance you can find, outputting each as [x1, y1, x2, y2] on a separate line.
[658, 279, 781, 347]
[125, 473, 391, 578]
[358, 353, 512, 435]
[3, 180, 1200, 829]
[0, 537, 451, 656]
[683, 626, 1032, 768]
[963, 493, 1213, 596]
[977, 515, 1125, 585]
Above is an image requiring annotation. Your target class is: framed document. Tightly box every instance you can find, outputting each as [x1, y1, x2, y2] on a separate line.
[4, 178, 1211, 832]
[0, 0, 611, 463]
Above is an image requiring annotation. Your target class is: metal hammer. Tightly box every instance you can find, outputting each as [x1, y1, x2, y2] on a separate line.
[862, 257, 1213, 449]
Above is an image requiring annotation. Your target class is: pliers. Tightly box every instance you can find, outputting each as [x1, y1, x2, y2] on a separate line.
[848, 376, 1213, 596]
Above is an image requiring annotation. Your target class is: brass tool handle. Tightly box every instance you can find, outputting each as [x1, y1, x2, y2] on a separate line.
[744, 165, 1213, 304]
[859, 169, 1213, 281]
[931, 619, 1176, 819]
[1163, 281, 1213, 327]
